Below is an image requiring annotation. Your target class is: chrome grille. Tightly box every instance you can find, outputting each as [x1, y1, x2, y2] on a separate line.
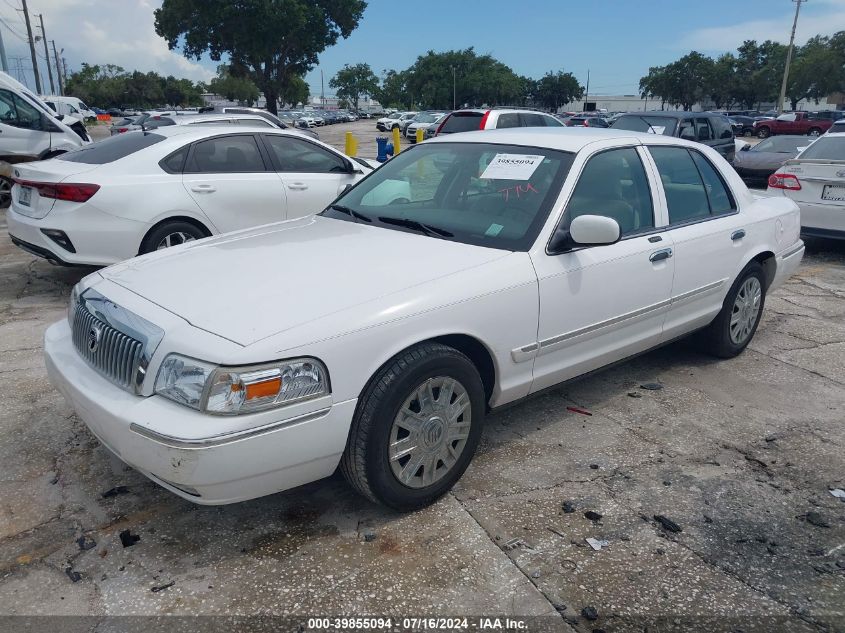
[72, 303, 143, 390]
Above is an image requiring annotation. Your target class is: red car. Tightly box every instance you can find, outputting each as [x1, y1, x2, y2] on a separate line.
[753, 112, 833, 138]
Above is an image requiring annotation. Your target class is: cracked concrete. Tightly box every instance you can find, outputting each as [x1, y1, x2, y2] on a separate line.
[0, 205, 843, 632]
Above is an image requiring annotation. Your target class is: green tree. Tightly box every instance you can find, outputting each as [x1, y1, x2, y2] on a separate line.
[376, 69, 408, 108]
[707, 53, 738, 110]
[639, 65, 672, 109]
[329, 63, 379, 110]
[665, 52, 714, 111]
[534, 71, 583, 111]
[208, 64, 260, 104]
[154, 0, 366, 114]
[283, 75, 310, 107]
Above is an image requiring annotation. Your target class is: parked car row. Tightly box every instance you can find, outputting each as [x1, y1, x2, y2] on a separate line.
[109, 109, 320, 140]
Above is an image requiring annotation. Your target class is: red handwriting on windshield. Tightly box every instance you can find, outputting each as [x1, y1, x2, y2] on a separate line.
[499, 183, 539, 202]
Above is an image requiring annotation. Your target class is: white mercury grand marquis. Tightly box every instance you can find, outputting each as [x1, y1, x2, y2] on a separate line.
[45, 128, 805, 510]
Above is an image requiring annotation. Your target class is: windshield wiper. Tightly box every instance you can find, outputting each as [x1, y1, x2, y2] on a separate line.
[329, 204, 372, 223]
[377, 216, 454, 238]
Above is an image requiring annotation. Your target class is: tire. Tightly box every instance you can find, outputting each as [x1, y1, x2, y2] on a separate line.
[340, 342, 486, 511]
[743, 129, 753, 137]
[140, 220, 206, 254]
[701, 262, 766, 358]
[756, 127, 771, 139]
[808, 127, 822, 137]
[0, 176, 11, 209]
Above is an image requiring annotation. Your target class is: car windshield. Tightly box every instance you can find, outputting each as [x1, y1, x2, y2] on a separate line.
[57, 131, 165, 164]
[754, 137, 807, 153]
[322, 142, 574, 251]
[611, 115, 677, 136]
[415, 113, 440, 123]
[797, 137, 845, 160]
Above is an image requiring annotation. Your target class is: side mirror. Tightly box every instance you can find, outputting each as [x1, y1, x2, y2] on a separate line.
[547, 215, 621, 254]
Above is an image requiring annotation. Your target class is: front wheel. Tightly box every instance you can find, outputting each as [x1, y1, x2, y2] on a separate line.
[701, 262, 766, 358]
[808, 127, 822, 137]
[757, 127, 771, 139]
[340, 342, 486, 511]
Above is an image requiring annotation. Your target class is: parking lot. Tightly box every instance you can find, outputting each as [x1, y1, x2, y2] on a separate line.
[0, 114, 843, 631]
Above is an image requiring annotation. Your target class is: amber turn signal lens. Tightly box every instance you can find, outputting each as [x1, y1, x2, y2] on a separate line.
[244, 377, 282, 400]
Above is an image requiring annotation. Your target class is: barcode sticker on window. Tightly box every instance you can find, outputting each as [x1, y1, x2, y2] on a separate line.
[480, 154, 544, 180]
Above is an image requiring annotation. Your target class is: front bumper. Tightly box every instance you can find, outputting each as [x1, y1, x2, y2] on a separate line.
[44, 320, 357, 504]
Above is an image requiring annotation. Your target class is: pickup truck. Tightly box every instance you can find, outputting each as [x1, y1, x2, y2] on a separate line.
[754, 112, 833, 139]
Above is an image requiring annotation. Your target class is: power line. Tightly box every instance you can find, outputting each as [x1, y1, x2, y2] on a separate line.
[0, 16, 27, 42]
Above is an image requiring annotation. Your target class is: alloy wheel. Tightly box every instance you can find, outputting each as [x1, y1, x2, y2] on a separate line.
[388, 376, 472, 489]
[729, 277, 762, 345]
[0, 177, 11, 209]
[156, 232, 197, 250]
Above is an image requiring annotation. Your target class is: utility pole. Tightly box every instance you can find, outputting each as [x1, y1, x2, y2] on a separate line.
[450, 65, 456, 110]
[51, 41, 62, 95]
[778, 0, 806, 114]
[320, 69, 325, 107]
[20, 0, 41, 93]
[36, 15, 54, 94]
[583, 69, 590, 112]
[0, 24, 8, 72]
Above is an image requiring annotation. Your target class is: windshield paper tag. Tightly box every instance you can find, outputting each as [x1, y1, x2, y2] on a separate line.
[647, 126, 665, 135]
[480, 154, 544, 180]
[485, 223, 504, 237]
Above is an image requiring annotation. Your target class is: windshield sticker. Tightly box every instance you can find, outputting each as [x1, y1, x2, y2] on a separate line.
[485, 223, 504, 237]
[480, 153, 544, 180]
[499, 183, 539, 201]
[647, 126, 666, 135]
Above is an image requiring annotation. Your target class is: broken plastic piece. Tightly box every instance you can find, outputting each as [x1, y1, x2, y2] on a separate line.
[640, 383, 663, 391]
[830, 488, 845, 500]
[566, 406, 592, 416]
[584, 511, 603, 522]
[585, 537, 609, 551]
[653, 515, 682, 533]
[119, 530, 140, 548]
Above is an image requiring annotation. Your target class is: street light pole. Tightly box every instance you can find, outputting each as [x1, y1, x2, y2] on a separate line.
[451, 66, 456, 110]
[778, 0, 806, 114]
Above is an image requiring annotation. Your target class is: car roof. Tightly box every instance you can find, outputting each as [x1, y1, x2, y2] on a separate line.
[166, 112, 269, 123]
[143, 125, 297, 139]
[452, 108, 556, 115]
[617, 111, 723, 119]
[427, 126, 707, 152]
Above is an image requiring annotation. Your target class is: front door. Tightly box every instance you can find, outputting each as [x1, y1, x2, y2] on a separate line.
[529, 146, 675, 393]
[182, 134, 287, 233]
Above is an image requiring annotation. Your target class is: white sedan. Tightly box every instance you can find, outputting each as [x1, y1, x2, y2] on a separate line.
[45, 128, 803, 510]
[7, 126, 374, 266]
[766, 132, 845, 239]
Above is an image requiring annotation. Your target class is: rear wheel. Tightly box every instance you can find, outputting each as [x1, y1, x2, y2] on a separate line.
[808, 127, 822, 137]
[340, 342, 486, 511]
[757, 127, 771, 139]
[701, 262, 766, 358]
[140, 220, 206, 254]
[0, 176, 11, 209]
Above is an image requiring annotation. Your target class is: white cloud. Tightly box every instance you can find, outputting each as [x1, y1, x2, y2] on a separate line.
[0, 0, 215, 91]
[680, 1, 845, 52]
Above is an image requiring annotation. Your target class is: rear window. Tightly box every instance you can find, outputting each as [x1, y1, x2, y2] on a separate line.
[611, 115, 678, 136]
[797, 137, 845, 161]
[439, 112, 484, 134]
[57, 132, 165, 164]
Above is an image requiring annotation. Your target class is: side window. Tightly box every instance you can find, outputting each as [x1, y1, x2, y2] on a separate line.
[694, 117, 714, 142]
[0, 91, 43, 131]
[564, 147, 654, 235]
[519, 113, 545, 127]
[711, 116, 733, 140]
[185, 135, 266, 173]
[44, 100, 57, 112]
[496, 113, 520, 129]
[543, 115, 563, 127]
[236, 119, 273, 128]
[649, 146, 711, 224]
[690, 151, 736, 215]
[263, 135, 348, 173]
[678, 119, 695, 141]
[190, 119, 236, 126]
[159, 146, 189, 174]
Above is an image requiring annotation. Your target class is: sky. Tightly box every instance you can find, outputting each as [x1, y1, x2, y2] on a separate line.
[2, 0, 845, 99]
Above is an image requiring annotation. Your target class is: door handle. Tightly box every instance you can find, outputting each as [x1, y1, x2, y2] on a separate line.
[731, 229, 746, 241]
[287, 183, 308, 191]
[649, 248, 673, 263]
[190, 185, 216, 193]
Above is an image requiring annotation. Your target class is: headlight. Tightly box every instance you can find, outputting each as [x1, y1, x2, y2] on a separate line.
[154, 354, 329, 415]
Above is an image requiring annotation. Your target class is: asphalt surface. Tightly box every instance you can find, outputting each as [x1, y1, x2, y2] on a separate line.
[0, 122, 843, 633]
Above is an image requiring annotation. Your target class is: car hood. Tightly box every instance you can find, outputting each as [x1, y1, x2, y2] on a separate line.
[734, 151, 793, 170]
[100, 216, 510, 347]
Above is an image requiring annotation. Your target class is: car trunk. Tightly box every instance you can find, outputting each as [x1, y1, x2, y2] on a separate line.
[11, 160, 100, 218]
[787, 160, 845, 205]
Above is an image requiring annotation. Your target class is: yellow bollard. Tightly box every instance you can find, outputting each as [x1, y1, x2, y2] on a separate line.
[345, 132, 358, 157]
[392, 126, 401, 154]
[416, 128, 424, 144]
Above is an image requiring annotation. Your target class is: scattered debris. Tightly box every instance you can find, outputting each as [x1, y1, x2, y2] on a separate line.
[150, 581, 175, 593]
[546, 526, 566, 539]
[76, 536, 96, 551]
[804, 511, 830, 528]
[765, 434, 778, 443]
[64, 567, 81, 583]
[655, 548, 665, 555]
[566, 406, 592, 416]
[581, 606, 599, 621]
[363, 532, 377, 542]
[589, 464, 600, 470]
[639, 383, 663, 391]
[119, 530, 141, 548]
[49, 475, 59, 485]
[829, 488, 845, 501]
[531, 570, 541, 579]
[503, 537, 533, 551]
[585, 538, 609, 551]
[562, 500, 576, 514]
[663, 480, 671, 486]
[653, 515, 682, 533]
[584, 511, 603, 522]
[553, 603, 567, 614]
[703, 515, 713, 524]
[627, 392, 642, 398]
[102, 486, 130, 498]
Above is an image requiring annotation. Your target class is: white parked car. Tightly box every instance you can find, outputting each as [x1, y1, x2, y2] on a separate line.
[405, 112, 447, 142]
[42, 95, 97, 122]
[7, 126, 373, 266]
[766, 132, 845, 239]
[45, 128, 803, 510]
[376, 111, 405, 131]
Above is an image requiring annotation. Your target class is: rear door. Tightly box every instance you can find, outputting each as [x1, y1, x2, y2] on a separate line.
[182, 133, 287, 233]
